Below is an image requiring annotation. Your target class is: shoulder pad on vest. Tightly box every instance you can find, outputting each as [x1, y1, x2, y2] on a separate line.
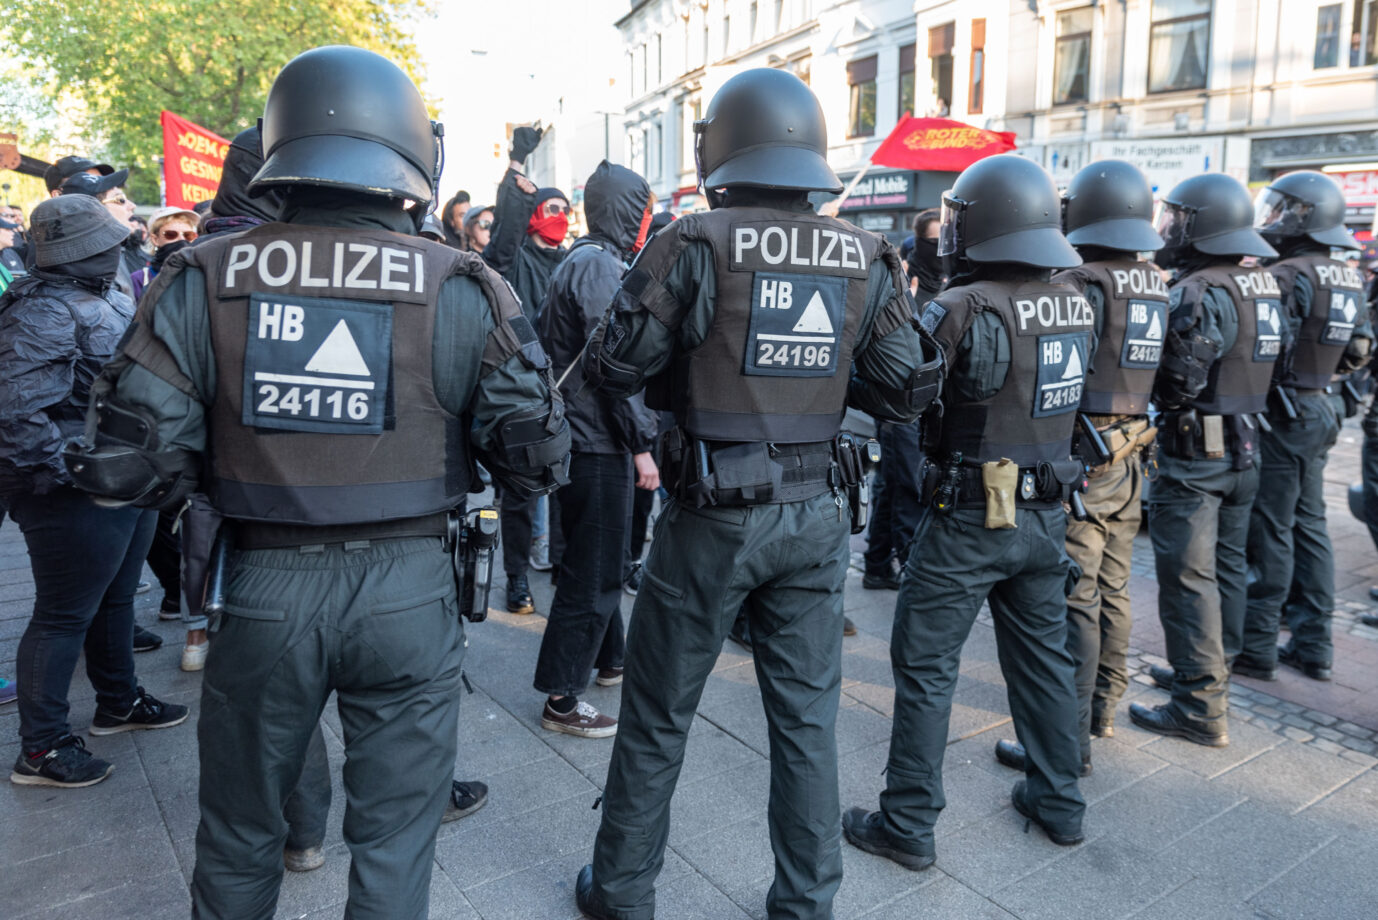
[869, 242, 916, 342]
[618, 219, 696, 331]
[120, 255, 201, 399]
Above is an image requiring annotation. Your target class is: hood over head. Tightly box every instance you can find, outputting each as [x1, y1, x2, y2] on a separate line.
[212, 126, 283, 223]
[582, 161, 652, 256]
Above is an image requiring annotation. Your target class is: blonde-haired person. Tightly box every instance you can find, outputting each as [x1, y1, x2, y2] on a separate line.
[130, 206, 199, 301]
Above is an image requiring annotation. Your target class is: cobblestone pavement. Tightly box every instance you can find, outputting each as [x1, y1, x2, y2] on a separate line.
[4, 423, 1378, 919]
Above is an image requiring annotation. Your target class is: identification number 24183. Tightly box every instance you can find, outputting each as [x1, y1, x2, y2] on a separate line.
[256, 384, 369, 420]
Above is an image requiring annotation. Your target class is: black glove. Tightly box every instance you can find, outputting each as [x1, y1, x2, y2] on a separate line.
[510, 125, 544, 163]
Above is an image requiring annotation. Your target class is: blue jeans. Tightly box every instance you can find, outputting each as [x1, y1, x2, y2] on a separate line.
[10, 487, 156, 751]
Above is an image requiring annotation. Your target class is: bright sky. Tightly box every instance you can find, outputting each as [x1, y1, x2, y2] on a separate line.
[412, 0, 627, 206]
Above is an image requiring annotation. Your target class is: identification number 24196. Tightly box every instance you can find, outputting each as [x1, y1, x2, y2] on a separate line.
[256, 384, 369, 420]
[755, 342, 832, 368]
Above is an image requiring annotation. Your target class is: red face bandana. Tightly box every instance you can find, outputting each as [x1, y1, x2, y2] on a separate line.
[527, 210, 569, 246]
[631, 202, 655, 254]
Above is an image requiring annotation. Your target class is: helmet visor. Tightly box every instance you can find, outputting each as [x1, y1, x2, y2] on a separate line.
[1153, 200, 1196, 251]
[937, 192, 966, 257]
[1254, 187, 1312, 238]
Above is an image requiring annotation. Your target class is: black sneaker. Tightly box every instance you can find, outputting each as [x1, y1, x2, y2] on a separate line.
[506, 575, 534, 615]
[442, 779, 489, 823]
[11, 735, 113, 788]
[158, 596, 181, 620]
[862, 571, 901, 590]
[623, 563, 643, 597]
[90, 687, 189, 736]
[132, 625, 163, 653]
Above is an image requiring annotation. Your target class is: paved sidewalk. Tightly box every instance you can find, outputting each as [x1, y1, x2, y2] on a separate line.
[3, 431, 1378, 919]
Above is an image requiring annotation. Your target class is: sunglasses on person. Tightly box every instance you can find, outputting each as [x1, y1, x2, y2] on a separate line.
[476, 219, 493, 230]
[159, 228, 198, 242]
[104, 195, 129, 206]
[541, 201, 571, 217]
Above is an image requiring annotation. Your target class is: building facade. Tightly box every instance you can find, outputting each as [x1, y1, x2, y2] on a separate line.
[615, 1, 1378, 237]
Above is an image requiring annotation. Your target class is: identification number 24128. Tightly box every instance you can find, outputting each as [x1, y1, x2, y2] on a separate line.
[257, 384, 369, 420]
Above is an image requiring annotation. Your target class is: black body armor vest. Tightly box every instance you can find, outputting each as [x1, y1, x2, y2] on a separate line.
[1055, 260, 1168, 416]
[1271, 253, 1365, 389]
[1178, 264, 1281, 415]
[927, 279, 1093, 465]
[640, 207, 881, 443]
[188, 223, 482, 525]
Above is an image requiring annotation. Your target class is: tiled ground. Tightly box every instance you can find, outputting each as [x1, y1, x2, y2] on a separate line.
[3, 418, 1378, 918]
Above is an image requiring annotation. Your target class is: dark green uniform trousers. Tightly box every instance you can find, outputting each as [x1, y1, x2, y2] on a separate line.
[881, 506, 1086, 851]
[191, 538, 464, 920]
[1148, 454, 1258, 731]
[1244, 393, 1340, 667]
[590, 493, 850, 920]
[1065, 454, 1142, 758]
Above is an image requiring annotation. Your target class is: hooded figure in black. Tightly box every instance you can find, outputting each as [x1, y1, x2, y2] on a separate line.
[205, 126, 284, 237]
[530, 160, 659, 735]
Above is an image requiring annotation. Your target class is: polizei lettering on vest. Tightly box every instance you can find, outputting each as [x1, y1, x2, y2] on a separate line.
[223, 240, 426, 298]
[1013, 294, 1092, 334]
[731, 222, 869, 276]
[1108, 266, 1168, 298]
[1316, 263, 1365, 289]
[1232, 271, 1281, 298]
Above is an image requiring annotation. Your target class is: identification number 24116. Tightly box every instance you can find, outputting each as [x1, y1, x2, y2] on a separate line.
[257, 384, 369, 420]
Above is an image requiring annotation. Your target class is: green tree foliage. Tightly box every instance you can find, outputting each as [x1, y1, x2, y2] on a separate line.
[4, 0, 431, 201]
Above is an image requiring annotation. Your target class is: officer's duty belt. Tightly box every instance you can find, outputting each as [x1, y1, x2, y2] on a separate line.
[233, 512, 450, 550]
[946, 465, 1063, 511]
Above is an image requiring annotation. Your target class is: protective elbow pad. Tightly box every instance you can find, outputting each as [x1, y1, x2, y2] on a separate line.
[908, 327, 946, 415]
[1154, 326, 1216, 407]
[1338, 336, 1374, 375]
[484, 404, 572, 498]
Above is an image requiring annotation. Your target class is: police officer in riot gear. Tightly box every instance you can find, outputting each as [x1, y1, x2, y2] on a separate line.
[845, 154, 1090, 865]
[63, 45, 569, 919]
[990, 160, 1165, 776]
[1242, 171, 1371, 681]
[573, 67, 941, 920]
[1134, 173, 1279, 746]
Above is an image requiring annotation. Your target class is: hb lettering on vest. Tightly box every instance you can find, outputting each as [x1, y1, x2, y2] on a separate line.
[222, 240, 428, 301]
[1014, 294, 1093, 334]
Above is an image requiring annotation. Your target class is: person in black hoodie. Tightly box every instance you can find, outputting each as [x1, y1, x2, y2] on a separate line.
[532, 161, 659, 738]
[483, 125, 569, 615]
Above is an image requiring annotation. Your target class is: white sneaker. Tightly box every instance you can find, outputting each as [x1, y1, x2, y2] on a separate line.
[180, 641, 209, 672]
[530, 536, 552, 572]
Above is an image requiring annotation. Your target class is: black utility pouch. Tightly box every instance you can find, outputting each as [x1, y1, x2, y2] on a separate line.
[1039, 458, 1086, 501]
[696, 441, 782, 506]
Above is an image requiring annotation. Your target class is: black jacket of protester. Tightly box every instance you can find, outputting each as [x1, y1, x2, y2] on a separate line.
[538, 162, 657, 456]
[483, 167, 566, 319]
[0, 260, 134, 499]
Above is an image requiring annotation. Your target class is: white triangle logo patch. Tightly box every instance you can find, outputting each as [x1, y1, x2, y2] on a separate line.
[1145, 310, 1163, 340]
[305, 319, 371, 376]
[1062, 345, 1083, 380]
[792, 291, 834, 334]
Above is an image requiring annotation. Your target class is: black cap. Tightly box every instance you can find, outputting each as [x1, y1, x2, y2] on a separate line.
[29, 195, 132, 268]
[58, 169, 131, 198]
[43, 155, 115, 192]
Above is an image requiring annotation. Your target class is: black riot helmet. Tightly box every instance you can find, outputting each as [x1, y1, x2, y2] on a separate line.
[693, 68, 841, 201]
[1062, 159, 1164, 252]
[252, 45, 443, 211]
[937, 154, 1080, 268]
[1154, 173, 1276, 263]
[1253, 170, 1358, 250]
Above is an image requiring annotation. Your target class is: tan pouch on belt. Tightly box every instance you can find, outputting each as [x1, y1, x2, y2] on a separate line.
[982, 459, 1019, 530]
[1106, 418, 1155, 465]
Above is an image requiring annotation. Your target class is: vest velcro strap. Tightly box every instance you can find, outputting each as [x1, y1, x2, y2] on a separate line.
[233, 512, 450, 550]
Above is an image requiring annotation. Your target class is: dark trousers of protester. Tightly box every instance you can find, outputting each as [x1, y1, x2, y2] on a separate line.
[1363, 397, 1378, 553]
[882, 505, 1085, 854]
[1148, 452, 1258, 734]
[1244, 394, 1340, 668]
[192, 538, 462, 920]
[9, 488, 156, 751]
[501, 488, 537, 582]
[146, 508, 182, 605]
[863, 421, 924, 576]
[1064, 453, 1142, 759]
[533, 453, 630, 696]
[590, 492, 850, 920]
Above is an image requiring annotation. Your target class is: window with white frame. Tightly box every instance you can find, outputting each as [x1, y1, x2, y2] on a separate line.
[1315, 4, 1342, 68]
[1054, 8, 1093, 105]
[1147, 0, 1211, 93]
[1352, 0, 1378, 65]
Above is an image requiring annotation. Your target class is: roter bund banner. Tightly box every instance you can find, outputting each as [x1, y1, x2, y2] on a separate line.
[161, 110, 229, 208]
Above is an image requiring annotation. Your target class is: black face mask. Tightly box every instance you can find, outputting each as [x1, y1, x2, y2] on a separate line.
[908, 236, 944, 291]
[47, 243, 124, 293]
[151, 239, 189, 271]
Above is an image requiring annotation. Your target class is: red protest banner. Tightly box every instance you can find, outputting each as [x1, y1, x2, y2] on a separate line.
[869, 117, 1017, 172]
[160, 111, 229, 208]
